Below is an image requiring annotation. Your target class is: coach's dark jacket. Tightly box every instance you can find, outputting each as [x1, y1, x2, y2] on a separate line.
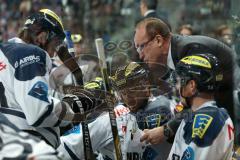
[167, 34, 239, 137]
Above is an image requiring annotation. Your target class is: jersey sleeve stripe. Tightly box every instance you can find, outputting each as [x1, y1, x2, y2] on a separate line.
[45, 127, 59, 140]
[0, 107, 26, 119]
[25, 130, 52, 145]
[32, 100, 54, 127]
[63, 142, 81, 160]
[53, 102, 67, 127]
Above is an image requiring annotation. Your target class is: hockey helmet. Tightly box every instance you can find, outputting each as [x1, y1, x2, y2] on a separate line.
[174, 53, 223, 92]
[24, 9, 65, 41]
[111, 62, 149, 91]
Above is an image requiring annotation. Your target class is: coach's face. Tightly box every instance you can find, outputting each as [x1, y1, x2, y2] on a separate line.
[134, 25, 168, 70]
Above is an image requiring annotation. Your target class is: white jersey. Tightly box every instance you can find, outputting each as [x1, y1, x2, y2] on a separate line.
[0, 113, 64, 160]
[58, 95, 172, 160]
[168, 101, 234, 160]
[58, 104, 135, 160]
[0, 38, 74, 148]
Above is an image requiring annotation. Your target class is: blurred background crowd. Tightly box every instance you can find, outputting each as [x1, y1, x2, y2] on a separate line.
[0, 0, 240, 65]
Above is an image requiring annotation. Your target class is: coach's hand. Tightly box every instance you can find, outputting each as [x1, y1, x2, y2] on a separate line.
[140, 126, 165, 145]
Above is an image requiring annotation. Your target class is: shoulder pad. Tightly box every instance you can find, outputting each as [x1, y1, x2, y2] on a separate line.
[1, 43, 47, 81]
[183, 106, 229, 147]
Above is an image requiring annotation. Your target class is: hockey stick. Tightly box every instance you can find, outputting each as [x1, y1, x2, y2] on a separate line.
[95, 38, 123, 160]
[57, 31, 95, 160]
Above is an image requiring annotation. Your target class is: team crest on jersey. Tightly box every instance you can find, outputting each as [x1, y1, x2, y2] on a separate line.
[28, 81, 49, 103]
[145, 114, 161, 129]
[192, 114, 213, 139]
[182, 147, 194, 160]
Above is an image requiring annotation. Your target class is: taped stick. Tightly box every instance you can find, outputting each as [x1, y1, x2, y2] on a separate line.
[62, 31, 95, 160]
[95, 38, 123, 160]
[56, 44, 83, 86]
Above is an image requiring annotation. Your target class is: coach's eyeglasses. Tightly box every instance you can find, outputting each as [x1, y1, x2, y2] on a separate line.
[136, 36, 156, 54]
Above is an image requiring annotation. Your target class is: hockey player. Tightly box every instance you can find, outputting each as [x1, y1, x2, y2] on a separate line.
[58, 77, 125, 160]
[58, 62, 172, 160]
[135, 17, 240, 146]
[111, 62, 172, 160]
[167, 54, 234, 160]
[0, 9, 97, 148]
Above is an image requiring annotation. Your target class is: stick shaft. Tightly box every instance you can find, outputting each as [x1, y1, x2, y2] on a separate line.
[95, 38, 123, 160]
[65, 31, 95, 160]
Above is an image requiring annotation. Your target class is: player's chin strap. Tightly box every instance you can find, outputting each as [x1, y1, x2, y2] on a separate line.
[179, 85, 199, 109]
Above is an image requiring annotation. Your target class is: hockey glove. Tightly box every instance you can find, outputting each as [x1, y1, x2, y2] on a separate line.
[62, 94, 93, 114]
[62, 86, 116, 111]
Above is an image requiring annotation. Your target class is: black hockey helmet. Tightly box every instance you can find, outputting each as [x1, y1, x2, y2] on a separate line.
[24, 9, 65, 41]
[174, 53, 223, 92]
[111, 62, 149, 91]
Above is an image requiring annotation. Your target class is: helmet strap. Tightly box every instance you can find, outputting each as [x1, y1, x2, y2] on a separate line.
[36, 31, 49, 51]
[44, 30, 54, 46]
[179, 80, 199, 108]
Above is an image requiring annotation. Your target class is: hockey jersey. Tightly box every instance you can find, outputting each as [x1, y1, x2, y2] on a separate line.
[0, 113, 64, 160]
[58, 105, 129, 160]
[168, 101, 234, 160]
[134, 95, 173, 160]
[58, 95, 172, 160]
[0, 38, 74, 148]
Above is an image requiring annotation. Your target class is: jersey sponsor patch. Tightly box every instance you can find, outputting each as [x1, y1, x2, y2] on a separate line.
[28, 81, 49, 103]
[0, 61, 6, 71]
[63, 125, 81, 136]
[1, 43, 47, 81]
[182, 147, 194, 160]
[14, 55, 40, 69]
[192, 114, 213, 139]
